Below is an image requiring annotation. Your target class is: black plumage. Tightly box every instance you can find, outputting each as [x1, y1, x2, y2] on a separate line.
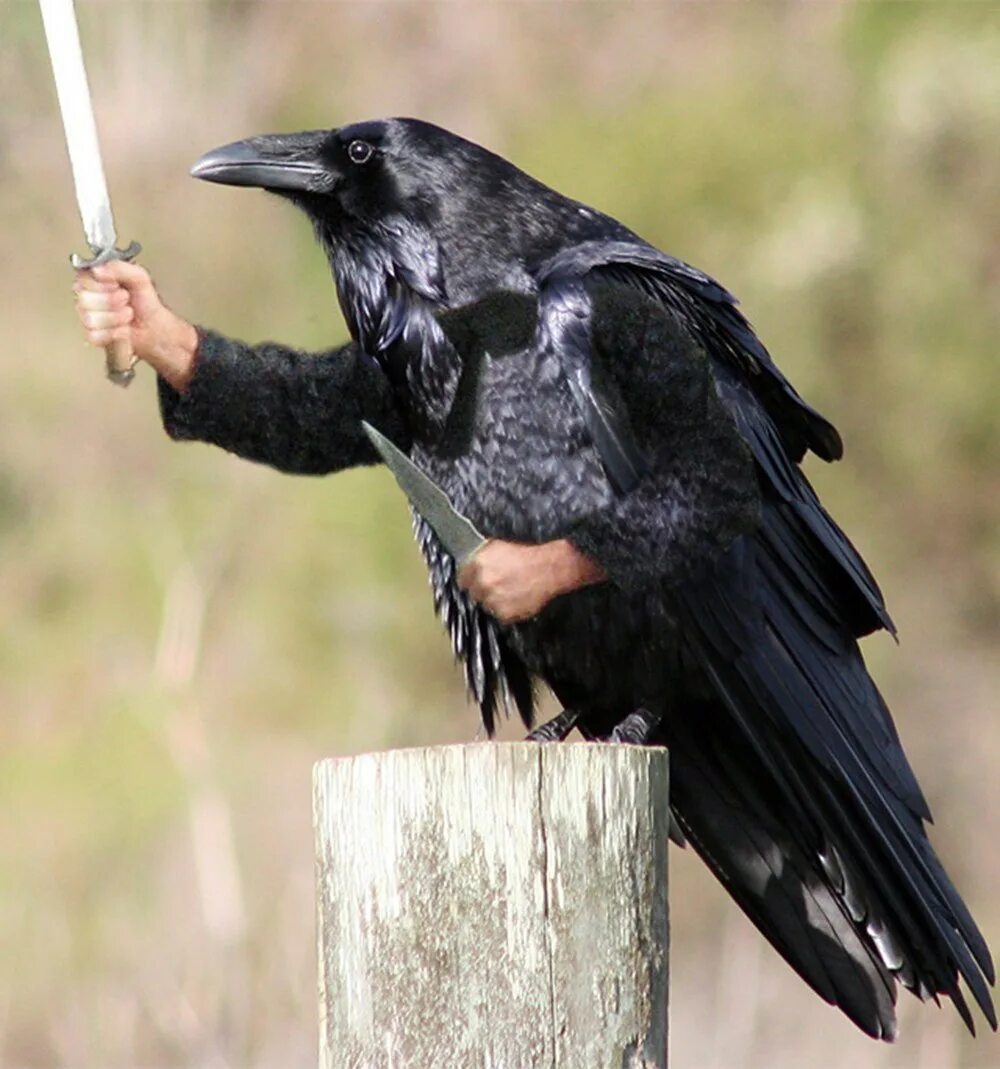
[175, 117, 995, 1039]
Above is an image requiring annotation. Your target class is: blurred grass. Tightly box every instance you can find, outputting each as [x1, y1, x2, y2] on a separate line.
[1, 2, 998, 1067]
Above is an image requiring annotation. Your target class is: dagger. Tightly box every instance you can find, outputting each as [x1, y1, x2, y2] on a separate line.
[361, 422, 488, 569]
[40, 0, 142, 387]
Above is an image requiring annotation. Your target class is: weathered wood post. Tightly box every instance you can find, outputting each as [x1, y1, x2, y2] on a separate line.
[314, 742, 669, 1068]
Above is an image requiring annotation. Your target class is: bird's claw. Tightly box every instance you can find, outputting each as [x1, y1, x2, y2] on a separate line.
[609, 707, 661, 744]
[526, 707, 580, 743]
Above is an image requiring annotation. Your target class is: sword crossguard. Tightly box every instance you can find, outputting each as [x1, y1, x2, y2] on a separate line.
[71, 240, 143, 387]
[70, 239, 142, 270]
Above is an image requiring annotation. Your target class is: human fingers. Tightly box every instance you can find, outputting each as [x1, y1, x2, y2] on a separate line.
[80, 305, 134, 332]
[89, 260, 154, 294]
[457, 549, 548, 623]
[78, 295, 134, 348]
[478, 587, 539, 625]
[75, 279, 132, 347]
[81, 323, 132, 349]
[75, 286, 130, 312]
[90, 260, 165, 322]
[73, 269, 119, 294]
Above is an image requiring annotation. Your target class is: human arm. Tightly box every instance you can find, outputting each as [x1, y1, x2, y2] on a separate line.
[564, 283, 761, 592]
[74, 261, 408, 475]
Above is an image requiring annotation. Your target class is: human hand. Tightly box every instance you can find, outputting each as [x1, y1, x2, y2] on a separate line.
[73, 261, 199, 391]
[458, 538, 605, 624]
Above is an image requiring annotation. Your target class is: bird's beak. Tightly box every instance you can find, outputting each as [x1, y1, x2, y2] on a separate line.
[190, 133, 332, 193]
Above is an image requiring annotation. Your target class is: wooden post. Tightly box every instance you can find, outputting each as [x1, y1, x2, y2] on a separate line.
[314, 742, 669, 1068]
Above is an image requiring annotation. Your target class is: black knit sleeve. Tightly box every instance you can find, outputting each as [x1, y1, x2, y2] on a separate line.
[157, 328, 409, 475]
[566, 286, 761, 591]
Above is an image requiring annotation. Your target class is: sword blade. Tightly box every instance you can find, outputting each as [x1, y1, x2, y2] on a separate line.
[39, 0, 116, 253]
[362, 422, 488, 567]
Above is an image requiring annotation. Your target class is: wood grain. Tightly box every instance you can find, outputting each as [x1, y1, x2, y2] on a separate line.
[314, 742, 669, 1068]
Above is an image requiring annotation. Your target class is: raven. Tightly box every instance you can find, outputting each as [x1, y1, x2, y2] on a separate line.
[175, 118, 994, 1039]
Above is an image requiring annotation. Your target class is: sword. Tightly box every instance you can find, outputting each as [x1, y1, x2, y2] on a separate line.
[361, 422, 488, 568]
[40, 0, 142, 387]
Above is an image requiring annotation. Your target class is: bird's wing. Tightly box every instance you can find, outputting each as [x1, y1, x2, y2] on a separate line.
[535, 270, 648, 494]
[672, 533, 996, 1033]
[664, 693, 902, 1039]
[712, 361, 894, 638]
[536, 240, 892, 638]
[535, 250, 995, 1029]
[413, 513, 534, 733]
[538, 239, 842, 462]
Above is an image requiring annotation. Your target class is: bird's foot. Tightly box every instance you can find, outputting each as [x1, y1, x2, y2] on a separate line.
[609, 707, 661, 744]
[526, 707, 580, 743]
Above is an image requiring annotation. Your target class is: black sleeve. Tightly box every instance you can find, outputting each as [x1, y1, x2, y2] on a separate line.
[157, 328, 409, 475]
[566, 286, 761, 591]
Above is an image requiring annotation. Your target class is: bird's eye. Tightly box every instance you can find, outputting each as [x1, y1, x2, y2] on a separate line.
[347, 140, 374, 165]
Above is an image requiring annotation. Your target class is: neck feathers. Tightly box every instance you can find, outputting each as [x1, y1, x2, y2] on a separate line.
[319, 220, 463, 441]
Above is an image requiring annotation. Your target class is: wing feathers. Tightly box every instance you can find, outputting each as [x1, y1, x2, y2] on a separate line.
[675, 538, 995, 1032]
[666, 708, 899, 1039]
[537, 240, 843, 462]
[536, 274, 648, 493]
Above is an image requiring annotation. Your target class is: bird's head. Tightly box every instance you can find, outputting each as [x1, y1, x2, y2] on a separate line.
[191, 120, 440, 228]
[190, 118, 621, 307]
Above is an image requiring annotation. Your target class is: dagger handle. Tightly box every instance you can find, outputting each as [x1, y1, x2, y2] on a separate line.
[71, 240, 142, 388]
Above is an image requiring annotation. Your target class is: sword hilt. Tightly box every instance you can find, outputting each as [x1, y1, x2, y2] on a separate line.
[71, 240, 142, 388]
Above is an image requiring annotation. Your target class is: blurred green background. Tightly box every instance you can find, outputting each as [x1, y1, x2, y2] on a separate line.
[2, 2, 998, 1066]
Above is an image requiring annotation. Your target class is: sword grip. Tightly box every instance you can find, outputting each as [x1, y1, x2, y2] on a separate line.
[105, 335, 137, 388]
[71, 240, 142, 388]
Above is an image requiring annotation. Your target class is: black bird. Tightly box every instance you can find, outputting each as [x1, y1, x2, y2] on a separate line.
[177, 118, 995, 1039]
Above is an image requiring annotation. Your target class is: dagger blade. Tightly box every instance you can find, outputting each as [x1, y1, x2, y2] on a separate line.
[362, 422, 487, 568]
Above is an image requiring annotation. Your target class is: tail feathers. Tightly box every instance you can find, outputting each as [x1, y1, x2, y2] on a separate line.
[810, 766, 993, 1034]
[753, 594, 998, 1025]
[694, 636, 994, 1034]
[667, 738, 899, 1039]
[675, 602, 996, 1034]
[673, 520, 996, 1035]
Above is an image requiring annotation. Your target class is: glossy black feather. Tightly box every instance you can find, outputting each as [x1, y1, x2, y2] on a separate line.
[663, 702, 900, 1039]
[413, 513, 534, 733]
[536, 274, 647, 493]
[674, 539, 995, 1029]
[539, 240, 844, 463]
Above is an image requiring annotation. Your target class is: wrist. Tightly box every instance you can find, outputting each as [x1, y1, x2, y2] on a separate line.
[545, 539, 605, 599]
[146, 312, 199, 392]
